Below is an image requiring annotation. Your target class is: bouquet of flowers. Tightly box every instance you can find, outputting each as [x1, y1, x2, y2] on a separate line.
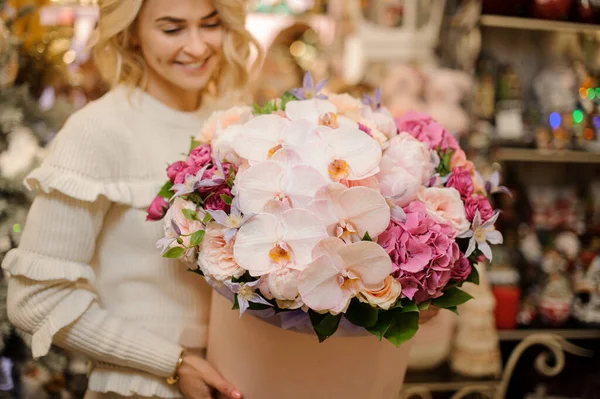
[147, 73, 506, 345]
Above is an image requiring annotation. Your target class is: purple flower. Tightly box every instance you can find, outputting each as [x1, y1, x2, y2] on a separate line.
[207, 196, 255, 244]
[290, 72, 328, 100]
[170, 165, 211, 198]
[225, 279, 272, 316]
[462, 210, 503, 260]
[482, 170, 511, 197]
[362, 87, 382, 110]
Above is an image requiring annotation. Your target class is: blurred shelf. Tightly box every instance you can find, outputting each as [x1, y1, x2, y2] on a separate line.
[494, 148, 600, 164]
[497, 328, 600, 341]
[480, 15, 600, 34]
[404, 362, 501, 393]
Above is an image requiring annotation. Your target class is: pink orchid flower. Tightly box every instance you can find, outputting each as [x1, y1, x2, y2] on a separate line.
[298, 238, 392, 314]
[234, 201, 328, 276]
[234, 149, 327, 215]
[307, 183, 390, 243]
[293, 125, 382, 182]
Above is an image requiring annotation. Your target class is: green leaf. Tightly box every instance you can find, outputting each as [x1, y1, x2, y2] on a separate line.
[389, 298, 403, 309]
[187, 267, 204, 276]
[202, 212, 214, 224]
[309, 311, 341, 343]
[384, 311, 419, 347]
[220, 194, 233, 206]
[400, 301, 419, 313]
[431, 287, 473, 309]
[189, 137, 202, 153]
[418, 300, 431, 311]
[232, 294, 240, 310]
[465, 265, 480, 285]
[248, 301, 273, 311]
[162, 247, 185, 259]
[158, 181, 174, 200]
[281, 91, 297, 110]
[344, 299, 379, 328]
[190, 230, 206, 247]
[362, 232, 373, 242]
[225, 167, 236, 188]
[446, 306, 459, 315]
[367, 309, 394, 340]
[182, 209, 199, 221]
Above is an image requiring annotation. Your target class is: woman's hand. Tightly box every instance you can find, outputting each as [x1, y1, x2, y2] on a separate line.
[418, 306, 440, 325]
[178, 349, 242, 399]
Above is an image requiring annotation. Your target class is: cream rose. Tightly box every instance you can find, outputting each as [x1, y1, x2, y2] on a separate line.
[198, 223, 245, 281]
[418, 186, 470, 235]
[358, 276, 402, 310]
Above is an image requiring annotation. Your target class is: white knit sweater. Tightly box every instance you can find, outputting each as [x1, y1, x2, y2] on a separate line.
[2, 86, 214, 398]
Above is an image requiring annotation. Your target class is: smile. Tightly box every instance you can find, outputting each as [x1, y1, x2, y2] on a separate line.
[174, 59, 209, 71]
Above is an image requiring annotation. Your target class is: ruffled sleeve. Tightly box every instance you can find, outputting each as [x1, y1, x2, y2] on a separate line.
[4, 191, 183, 380]
[24, 108, 161, 208]
[2, 107, 184, 385]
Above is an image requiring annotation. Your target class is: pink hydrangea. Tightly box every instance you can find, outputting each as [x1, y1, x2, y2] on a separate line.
[395, 111, 458, 151]
[464, 195, 493, 222]
[446, 167, 474, 198]
[377, 200, 460, 303]
[187, 144, 212, 167]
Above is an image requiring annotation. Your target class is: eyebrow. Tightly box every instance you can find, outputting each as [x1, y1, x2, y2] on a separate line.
[155, 10, 218, 23]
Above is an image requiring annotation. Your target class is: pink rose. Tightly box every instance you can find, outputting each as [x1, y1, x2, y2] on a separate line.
[449, 149, 475, 174]
[167, 161, 187, 183]
[146, 195, 169, 221]
[187, 144, 212, 167]
[196, 106, 252, 143]
[451, 255, 472, 282]
[380, 133, 434, 185]
[464, 195, 493, 222]
[378, 200, 460, 303]
[395, 111, 458, 151]
[447, 167, 474, 198]
[202, 162, 236, 181]
[418, 187, 469, 235]
[198, 223, 245, 281]
[174, 164, 200, 185]
[205, 186, 231, 211]
[261, 268, 302, 302]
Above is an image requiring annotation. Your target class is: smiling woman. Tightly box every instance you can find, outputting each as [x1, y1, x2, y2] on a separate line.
[92, 0, 259, 110]
[2, 1, 260, 399]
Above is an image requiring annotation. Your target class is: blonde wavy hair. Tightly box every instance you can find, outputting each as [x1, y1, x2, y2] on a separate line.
[90, 0, 261, 101]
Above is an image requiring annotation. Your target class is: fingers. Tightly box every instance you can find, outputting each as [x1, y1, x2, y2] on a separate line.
[197, 362, 242, 399]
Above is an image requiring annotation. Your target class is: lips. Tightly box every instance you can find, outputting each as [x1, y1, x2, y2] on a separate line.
[174, 58, 210, 71]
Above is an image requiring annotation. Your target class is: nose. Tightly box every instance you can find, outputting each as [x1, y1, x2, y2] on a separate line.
[183, 29, 208, 57]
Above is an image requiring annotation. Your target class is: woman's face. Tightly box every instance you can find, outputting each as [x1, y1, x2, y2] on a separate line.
[135, 0, 224, 98]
